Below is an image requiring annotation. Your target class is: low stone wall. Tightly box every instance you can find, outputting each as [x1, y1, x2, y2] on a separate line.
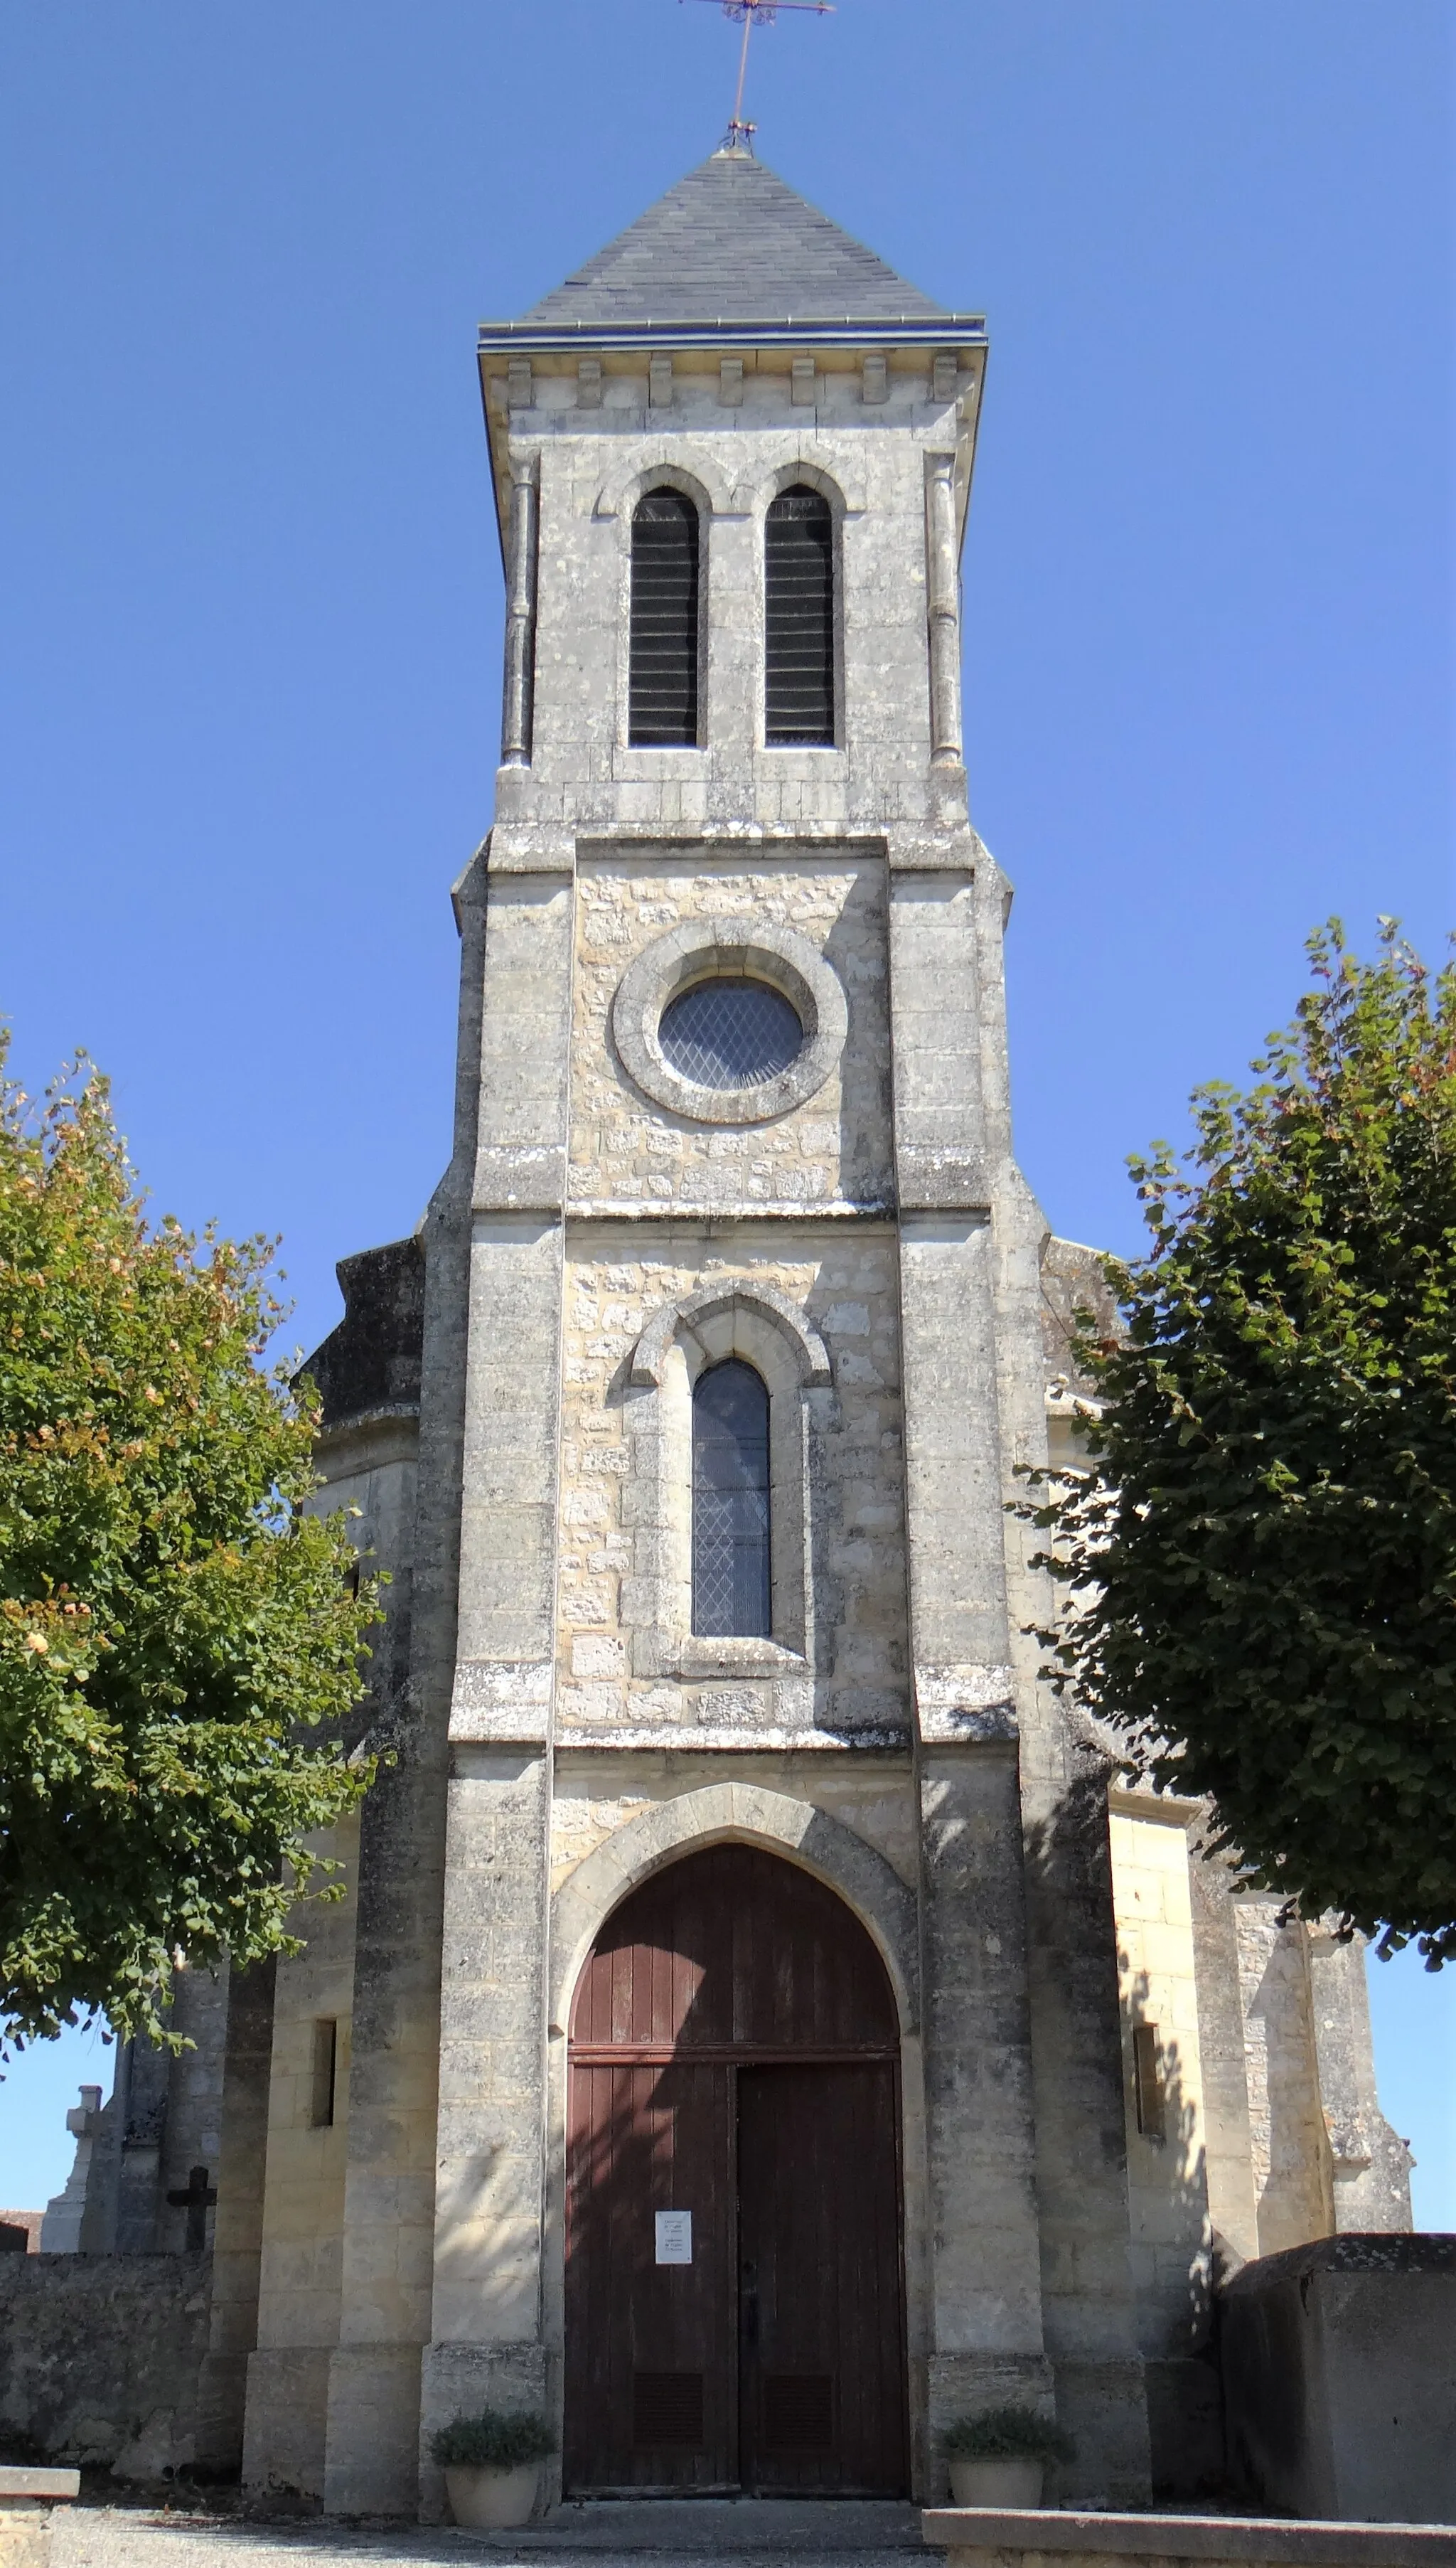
[1221, 2233, 1456, 2525]
[0, 2475, 79, 2568]
[922, 2510, 1456, 2567]
[0, 2254, 211, 2480]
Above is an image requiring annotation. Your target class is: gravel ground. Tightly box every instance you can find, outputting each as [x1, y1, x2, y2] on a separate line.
[51, 2501, 924, 2568]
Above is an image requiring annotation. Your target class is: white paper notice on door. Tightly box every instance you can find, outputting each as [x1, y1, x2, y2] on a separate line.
[655, 2210, 692, 2265]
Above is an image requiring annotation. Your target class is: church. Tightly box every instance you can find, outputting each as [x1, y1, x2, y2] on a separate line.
[100, 144, 1411, 2516]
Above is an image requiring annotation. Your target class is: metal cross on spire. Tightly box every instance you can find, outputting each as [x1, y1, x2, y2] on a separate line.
[679, 0, 835, 156]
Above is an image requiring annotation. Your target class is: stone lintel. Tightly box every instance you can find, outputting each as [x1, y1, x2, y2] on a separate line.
[564, 1195, 895, 1222]
[471, 1148, 566, 1215]
[896, 1150, 992, 1213]
[483, 822, 576, 876]
[922, 2515, 1456, 2567]
[916, 1674, 1019, 1745]
[1107, 1782, 1205, 1826]
[574, 826, 892, 865]
[449, 1658, 553, 1744]
[887, 827, 985, 872]
[554, 1722, 913, 1754]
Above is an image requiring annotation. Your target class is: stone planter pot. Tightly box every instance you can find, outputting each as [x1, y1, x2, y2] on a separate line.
[948, 2456, 1046, 2509]
[444, 2462, 540, 2529]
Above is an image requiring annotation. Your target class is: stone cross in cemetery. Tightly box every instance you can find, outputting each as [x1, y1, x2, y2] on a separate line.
[164, 2165, 216, 2255]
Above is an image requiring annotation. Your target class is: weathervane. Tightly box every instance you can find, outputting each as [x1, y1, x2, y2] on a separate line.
[679, 0, 835, 155]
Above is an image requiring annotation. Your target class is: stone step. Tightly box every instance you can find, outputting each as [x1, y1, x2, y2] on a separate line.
[473, 2498, 923, 2550]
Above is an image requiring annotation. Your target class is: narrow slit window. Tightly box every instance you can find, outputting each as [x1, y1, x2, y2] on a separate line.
[692, 1358, 771, 1639]
[764, 486, 834, 745]
[311, 2017, 338, 2129]
[629, 489, 700, 745]
[1133, 2022, 1165, 2141]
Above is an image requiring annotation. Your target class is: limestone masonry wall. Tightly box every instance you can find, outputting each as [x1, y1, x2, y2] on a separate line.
[558, 1220, 909, 1745]
[570, 856, 892, 1210]
[549, 1749, 920, 1898]
[0, 2254, 210, 2479]
[1108, 1801, 1214, 2361]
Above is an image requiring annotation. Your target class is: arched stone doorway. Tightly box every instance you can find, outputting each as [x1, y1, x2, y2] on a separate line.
[564, 1843, 909, 2497]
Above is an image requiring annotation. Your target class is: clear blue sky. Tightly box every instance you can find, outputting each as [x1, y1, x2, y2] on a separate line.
[1, 1, 1451, 2220]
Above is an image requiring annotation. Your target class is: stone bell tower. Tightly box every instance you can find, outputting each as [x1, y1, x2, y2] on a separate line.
[230, 144, 1410, 2520]
[412, 139, 1162, 2510]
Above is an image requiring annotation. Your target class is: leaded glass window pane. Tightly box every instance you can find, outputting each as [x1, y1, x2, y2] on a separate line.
[692, 1359, 771, 1640]
[659, 978, 803, 1090]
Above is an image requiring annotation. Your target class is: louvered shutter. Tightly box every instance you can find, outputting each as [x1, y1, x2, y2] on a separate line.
[764, 487, 835, 746]
[629, 490, 700, 746]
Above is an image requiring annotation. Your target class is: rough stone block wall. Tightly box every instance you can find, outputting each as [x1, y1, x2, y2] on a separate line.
[242, 1808, 360, 2498]
[1222, 2234, 1456, 2522]
[0, 2254, 210, 2478]
[508, 397, 948, 840]
[549, 1749, 919, 1900]
[558, 1220, 908, 1746]
[570, 856, 892, 1210]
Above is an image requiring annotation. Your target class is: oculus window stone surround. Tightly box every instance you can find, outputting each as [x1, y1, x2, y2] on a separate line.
[611, 917, 848, 1126]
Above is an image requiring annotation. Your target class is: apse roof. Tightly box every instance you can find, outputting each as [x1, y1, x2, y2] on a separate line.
[478, 149, 983, 347]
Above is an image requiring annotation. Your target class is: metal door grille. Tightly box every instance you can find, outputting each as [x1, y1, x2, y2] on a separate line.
[633, 2372, 705, 2448]
[763, 2374, 835, 2451]
[765, 488, 834, 745]
[630, 491, 700, 745]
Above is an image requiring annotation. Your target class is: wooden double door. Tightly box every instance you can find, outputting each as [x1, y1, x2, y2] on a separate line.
[564, 1846, 909, 2497]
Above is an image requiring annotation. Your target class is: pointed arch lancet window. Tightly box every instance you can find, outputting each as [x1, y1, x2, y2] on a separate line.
[630, 489, 701, 746]
[692, 1358, 771, 1639]
[764, 485, 835, 746]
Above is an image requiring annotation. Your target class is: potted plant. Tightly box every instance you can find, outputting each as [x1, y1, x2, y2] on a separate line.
[943, 2405, 1074, 2510]
[429, 2408, 557, 2528]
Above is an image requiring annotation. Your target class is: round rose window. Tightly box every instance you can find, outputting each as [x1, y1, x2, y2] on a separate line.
[611, 920, 847, 1126]
[657, 978, 803, 1092]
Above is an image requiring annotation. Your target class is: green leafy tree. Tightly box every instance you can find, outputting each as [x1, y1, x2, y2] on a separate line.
[1026, 924, 1456, 1964]
[0, 1040, 380, 2048]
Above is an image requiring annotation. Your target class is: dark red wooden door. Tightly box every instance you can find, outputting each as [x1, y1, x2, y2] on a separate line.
[738, 2064, 907, 2493]
[564, 1845, 907, 2497]
[565, 2060, 736, 2490]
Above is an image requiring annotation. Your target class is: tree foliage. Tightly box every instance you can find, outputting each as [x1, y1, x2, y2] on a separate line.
[1025, 924, 1456, 1964]
[0, 1040, 380, 2047]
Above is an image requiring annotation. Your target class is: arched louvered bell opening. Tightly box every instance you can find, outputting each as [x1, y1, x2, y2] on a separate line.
[764, 486, 835, 747]
[629, 489, 701, 746]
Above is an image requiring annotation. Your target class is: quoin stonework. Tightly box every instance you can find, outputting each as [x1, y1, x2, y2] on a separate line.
[37, 147, 1413, 2514]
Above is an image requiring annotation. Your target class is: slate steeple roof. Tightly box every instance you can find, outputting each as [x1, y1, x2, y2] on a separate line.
[518, 149, 948, 328]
